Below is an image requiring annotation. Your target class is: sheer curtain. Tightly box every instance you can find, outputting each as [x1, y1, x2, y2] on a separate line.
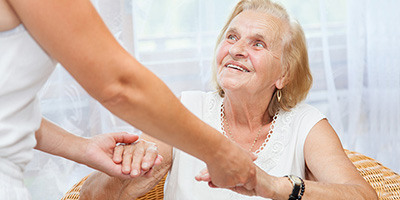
[345, 0, 400, 173]
[25, 0, 400, 199]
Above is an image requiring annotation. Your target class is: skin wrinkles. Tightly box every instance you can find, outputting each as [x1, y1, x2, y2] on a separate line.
[212, 10, 288, 146]
[216, 10, 286, 103]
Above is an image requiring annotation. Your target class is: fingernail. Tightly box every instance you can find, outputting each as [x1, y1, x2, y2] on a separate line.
[142, 163, 148, 169]
[132, 170, 138, 176]
[123, 167, 129, 172]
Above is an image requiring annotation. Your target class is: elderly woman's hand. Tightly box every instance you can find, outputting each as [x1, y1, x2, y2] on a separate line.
[196, 151, 258, 189]
[113, 139, 163, 178]
[196, 164, 278, 199]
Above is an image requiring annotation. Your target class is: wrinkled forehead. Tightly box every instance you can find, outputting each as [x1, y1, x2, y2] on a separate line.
[227, 10, 286, 48]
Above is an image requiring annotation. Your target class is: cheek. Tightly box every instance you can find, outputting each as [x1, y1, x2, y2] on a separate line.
[215, 42, 230, 66]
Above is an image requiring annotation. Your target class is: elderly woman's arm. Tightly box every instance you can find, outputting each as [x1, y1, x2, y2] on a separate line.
[296, 119, 377, 199]
[246, 119, 378, 199]
[80, 134, 173, 200]
[198, 119, 378, 200]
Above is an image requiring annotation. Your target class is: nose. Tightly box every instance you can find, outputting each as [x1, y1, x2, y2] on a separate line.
[229, 39, 249, 59]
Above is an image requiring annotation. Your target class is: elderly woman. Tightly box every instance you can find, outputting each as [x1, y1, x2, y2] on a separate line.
[80, 0, 377, 199]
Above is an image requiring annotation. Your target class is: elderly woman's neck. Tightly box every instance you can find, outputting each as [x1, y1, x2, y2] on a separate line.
[223, 94, 272, 127]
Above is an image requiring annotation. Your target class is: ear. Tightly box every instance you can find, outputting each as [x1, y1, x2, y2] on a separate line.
[275, 76, 286, 89]
[275, 65, 289, 89]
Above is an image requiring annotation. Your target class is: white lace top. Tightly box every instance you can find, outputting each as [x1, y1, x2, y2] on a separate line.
[164, 91, 326, 200]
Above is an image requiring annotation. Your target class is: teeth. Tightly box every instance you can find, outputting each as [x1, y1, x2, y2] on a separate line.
[226, 64, 249, 72]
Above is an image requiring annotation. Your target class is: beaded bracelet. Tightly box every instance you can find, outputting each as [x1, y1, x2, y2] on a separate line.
[284, 175, 305, 200]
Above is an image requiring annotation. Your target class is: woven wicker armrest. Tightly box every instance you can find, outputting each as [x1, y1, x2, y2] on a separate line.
[345, 149, 400, 200]
[61, 174, 166, 200]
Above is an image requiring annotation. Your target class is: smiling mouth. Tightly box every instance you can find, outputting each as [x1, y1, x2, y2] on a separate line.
[225, 64, 250, 72]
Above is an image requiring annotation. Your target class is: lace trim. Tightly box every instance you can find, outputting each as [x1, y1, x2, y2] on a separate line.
[256, 108, 296, 172]
[201, 92, 301, 199]
[255, 113, 278, 154]
[204, 92, 298, 173]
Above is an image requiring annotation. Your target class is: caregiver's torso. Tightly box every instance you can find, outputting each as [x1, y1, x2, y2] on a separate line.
[0, 0, 57, 181]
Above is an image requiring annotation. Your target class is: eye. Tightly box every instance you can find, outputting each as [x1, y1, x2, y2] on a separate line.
[254, 41, 266, 48]
[227, 34, 238, 41]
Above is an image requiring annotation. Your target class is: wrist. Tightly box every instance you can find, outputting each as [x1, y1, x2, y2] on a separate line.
[283, 175, 305, 200]
[269, 176, 294, 200]
[68, 135, 90, 164]
[254, 172, 293, 200]
[203, 132, 232, 164]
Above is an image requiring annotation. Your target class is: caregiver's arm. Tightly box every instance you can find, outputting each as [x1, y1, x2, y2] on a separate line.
[8, 0, 255, 188]
[35, 118, 139, 179]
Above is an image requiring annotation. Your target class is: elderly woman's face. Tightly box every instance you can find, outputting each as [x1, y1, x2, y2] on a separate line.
[216, 10, 285, 95]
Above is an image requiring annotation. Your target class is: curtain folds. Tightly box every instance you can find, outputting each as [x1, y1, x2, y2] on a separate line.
[346, 0, 400, 173]
[25, 0, 399, 199]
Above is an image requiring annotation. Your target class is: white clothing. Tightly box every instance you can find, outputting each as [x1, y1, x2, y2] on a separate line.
[164, 91, 326, 200]
[0, 25, 57, 199]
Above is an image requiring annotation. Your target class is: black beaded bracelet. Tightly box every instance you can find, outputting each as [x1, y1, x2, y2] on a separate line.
[298, 176, 305, 200]
[285, 175, 305, 200]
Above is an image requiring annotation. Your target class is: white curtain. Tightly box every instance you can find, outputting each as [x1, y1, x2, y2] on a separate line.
[345, 0, 400, 173]
[25, 0, 400, 199]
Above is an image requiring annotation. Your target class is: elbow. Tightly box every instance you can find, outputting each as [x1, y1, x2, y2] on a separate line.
[360, 184, 379, 200]
[99, 84, 127, 107]
[97, 80, 143, 111]
[369, 189, 379, 200]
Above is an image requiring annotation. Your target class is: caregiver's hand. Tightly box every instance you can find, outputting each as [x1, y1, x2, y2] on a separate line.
[82, 132, 143, 179]
[204, 143, 258, 190]
[113, 139, 163, 178]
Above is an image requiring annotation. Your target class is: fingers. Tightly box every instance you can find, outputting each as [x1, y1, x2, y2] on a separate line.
[113, 145, 124, 164]
[195, 168, 211, 182]
[154, 155, 163, 165]
[208, 181, 218, 188]
[250, 152, 258, 161]
[129, 145, 145, 177]
[141, 143, 158, 171]
[120, 145, 136, 175]
[112, 139, 162, 178]
[111, 132, 139, 144]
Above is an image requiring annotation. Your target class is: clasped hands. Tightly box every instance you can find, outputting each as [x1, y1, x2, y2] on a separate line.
[111, 138, 261, 195]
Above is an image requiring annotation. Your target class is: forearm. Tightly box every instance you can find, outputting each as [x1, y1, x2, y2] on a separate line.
[255, 171, 377, 200]
[80, 172, 125, 200]
[34, 118, 87, 164]
[299, 181, 377, 200]
[102, 78, 228, 164]
[81, 162, 170, 200]
[9, 0, 228, 165]
[10, 0, 255, 187]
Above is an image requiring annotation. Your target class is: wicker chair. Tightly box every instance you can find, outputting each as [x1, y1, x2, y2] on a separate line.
[61, 150, 400, 200]
[344, 149, 400, 200]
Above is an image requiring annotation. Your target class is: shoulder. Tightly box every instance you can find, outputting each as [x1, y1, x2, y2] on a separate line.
[279, 103, 326, 133]
[288, 103, 326, 120]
